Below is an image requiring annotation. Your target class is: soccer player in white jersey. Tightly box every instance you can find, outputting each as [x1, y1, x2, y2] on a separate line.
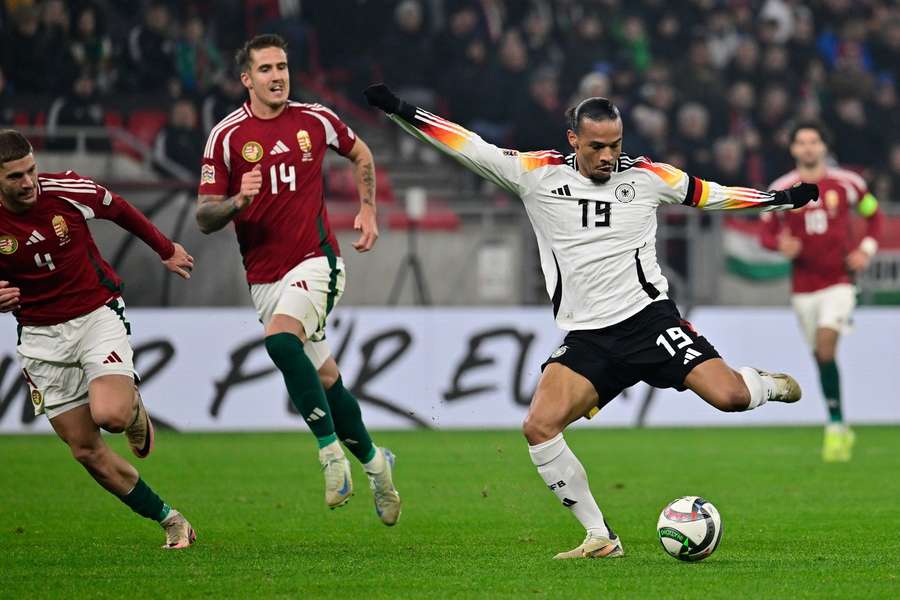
[364, 84, 819, 558]
[196, 35, 399, 524]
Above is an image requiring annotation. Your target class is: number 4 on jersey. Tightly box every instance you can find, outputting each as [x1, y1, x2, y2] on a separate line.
[34, 252, 56, 271]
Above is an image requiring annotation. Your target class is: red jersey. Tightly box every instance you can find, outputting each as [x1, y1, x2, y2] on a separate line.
[761, 167, 882, 293]
[198, 101, 356, 284]
[0, 172, 175, 326]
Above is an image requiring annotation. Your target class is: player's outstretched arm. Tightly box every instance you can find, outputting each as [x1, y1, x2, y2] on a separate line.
[639, 159, 818, 212]
[196, 165, 262, 234]
[364, 84, 543, 196]
[344, 137, 379, 252]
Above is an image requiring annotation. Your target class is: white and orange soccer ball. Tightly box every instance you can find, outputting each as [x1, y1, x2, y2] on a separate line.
[657, 496, 723, 561]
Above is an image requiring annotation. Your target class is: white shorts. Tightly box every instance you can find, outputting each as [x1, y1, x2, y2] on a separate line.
[250, 256, 346, 369]
[17, 298, 137, 419]
[791, 283, 856, 347]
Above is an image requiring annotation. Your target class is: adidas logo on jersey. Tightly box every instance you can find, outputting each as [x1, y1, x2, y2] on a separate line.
[102, 351, 124, 364]
[683, 348, 702, 365]
[25, 230, 46, 245]
[551, 185, 572, 197]
[270, 140, 291, 155]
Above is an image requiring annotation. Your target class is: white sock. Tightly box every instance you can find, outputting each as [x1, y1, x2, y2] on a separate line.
[363, 447, 385, 474]
[319, 439, 344, 456]
[528, 433, 611, 539]
[739, 367, 777, 410]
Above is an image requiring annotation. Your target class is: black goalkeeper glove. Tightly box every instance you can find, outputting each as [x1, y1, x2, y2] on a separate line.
[773, 182, 819, 209]
[363, 84, 416, 120]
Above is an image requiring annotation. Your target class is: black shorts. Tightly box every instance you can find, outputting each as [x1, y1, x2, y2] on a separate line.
[542, 300, 720, 409]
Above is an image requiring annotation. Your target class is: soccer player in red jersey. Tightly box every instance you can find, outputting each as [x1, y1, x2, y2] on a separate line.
[0, 130, 197, 548]
[761, 121, 883, 462]
[195, 35, 400, 524]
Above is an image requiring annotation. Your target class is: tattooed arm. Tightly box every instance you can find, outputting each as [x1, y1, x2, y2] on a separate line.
[344, 137, 379, 252]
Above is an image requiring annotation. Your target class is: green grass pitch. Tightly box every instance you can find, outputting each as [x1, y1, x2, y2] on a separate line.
[2, 427, 899, 599]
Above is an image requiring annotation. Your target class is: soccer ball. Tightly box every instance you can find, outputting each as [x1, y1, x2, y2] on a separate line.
[657, 496, 723, 561]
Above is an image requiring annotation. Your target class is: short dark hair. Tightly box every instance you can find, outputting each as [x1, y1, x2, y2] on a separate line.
[566, 97, 620, 132]
[235, 34, 288, 73]
[0, 130, 33, 167]
[789, 120, 831, 147]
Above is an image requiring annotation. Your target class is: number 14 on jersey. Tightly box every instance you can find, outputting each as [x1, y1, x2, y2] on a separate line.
[269, 164, 296, 194]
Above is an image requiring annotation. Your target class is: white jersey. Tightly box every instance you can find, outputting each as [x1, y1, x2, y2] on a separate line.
[391, 108, 792, 330]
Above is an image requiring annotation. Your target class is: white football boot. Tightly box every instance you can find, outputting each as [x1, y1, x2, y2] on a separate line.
[319, 444, 353, 509]
[366, 448, 401, 526]
[161, 509, 196, 550]
[757, 370, 802, 403]
[554, 534, 624, 559]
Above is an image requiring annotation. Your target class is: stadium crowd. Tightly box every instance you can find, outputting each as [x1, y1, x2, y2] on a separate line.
[0, 0, 898, 202]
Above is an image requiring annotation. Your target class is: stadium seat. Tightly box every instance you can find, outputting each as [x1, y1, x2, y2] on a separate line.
[325, 164, 396, 204]
[104, 111, 135, 158]
[327, 209, 358, 231]
[387, 199, 461, 231]
[127, 110, 168, 148]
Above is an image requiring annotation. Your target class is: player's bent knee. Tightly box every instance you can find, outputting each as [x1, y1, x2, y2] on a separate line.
[90, 403, 132, 433]
[522, 414, 562, 445]
[319, 371, 338, 390]
[70, 443, 105, 467]
[718, 384, 750, 412]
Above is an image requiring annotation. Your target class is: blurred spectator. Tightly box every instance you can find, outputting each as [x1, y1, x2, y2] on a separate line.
[46, 73, 109, 152]
[873, 143, 900, 205]
[512, 67, 567, 153]
[672, 103, 714, 176]
[871, 15, 900, 83]
[1, 5, 46, 94]
[520, 6, 562, 68]
[828, 96, 881, 170]
[627, 104, 668, 159]
[470, 29, 529, 144]
[40, 0, 78, 93]
[436, 4, 484, 70]
[560, 11, 609, 100]
[614, 14, 652, 74]
[728, 38, 762, 88]
[175, 16, 226, 95]
[705, 10, 740, 69]
[69, 5, 115, 93]
[757, 85, 792, 132]
[568, 71, 611, 109]
[126, 2, 177, 92]
[709, 137, 746, 187]
[443, 37, 491, 128]
[760, 45, 794, 91]
[652, 11, 683, 60]
[153, 98, 204, 177]
[201, 76, 246, 134]
[379, 0, 434, 109]
[0, 67, 14, 124]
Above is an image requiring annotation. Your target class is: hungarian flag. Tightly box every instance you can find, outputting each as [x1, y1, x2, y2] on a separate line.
[723, 216, 790, 280]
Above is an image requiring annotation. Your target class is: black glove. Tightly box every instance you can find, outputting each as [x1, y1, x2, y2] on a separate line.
[773, 182, 819, 209]
[363, 84, 415, 120]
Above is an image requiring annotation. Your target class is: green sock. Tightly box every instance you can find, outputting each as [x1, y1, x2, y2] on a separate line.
[119, 477, 171, 522]
[325, 376, 376, 463]
[265, 333, 336, 445]
[818, 360, 842, 423]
